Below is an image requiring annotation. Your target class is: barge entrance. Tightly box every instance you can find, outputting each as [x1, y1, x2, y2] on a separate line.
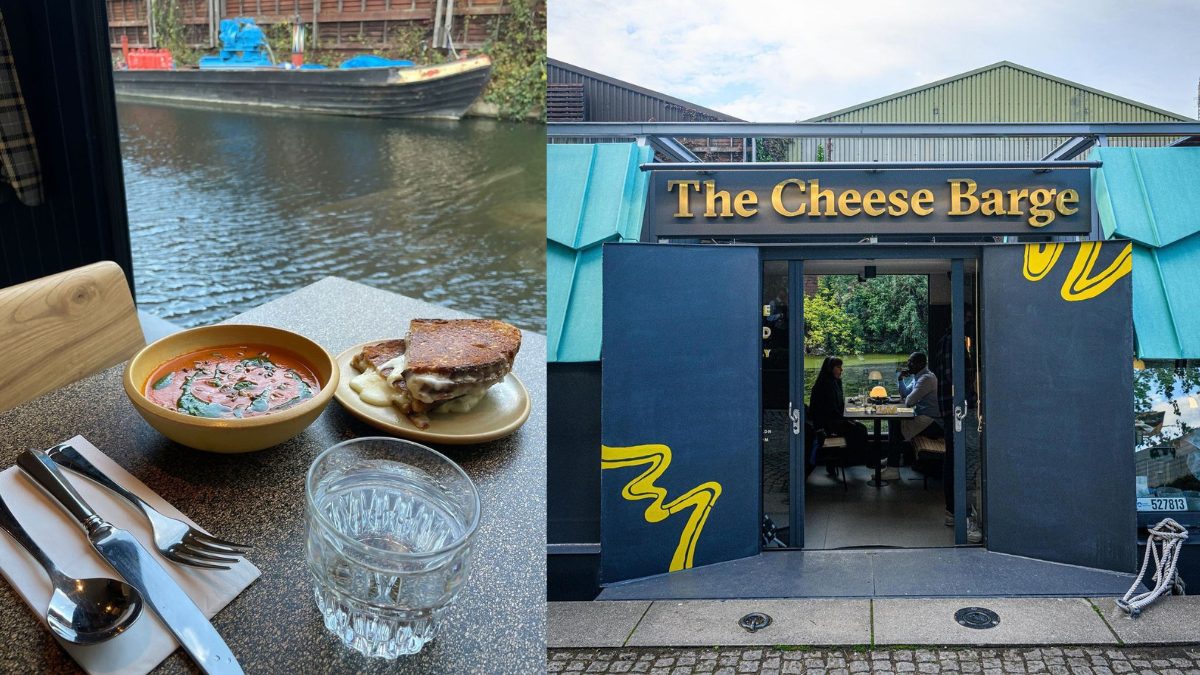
[761, 254, 980, 552]
[600, 241, 1134, 589]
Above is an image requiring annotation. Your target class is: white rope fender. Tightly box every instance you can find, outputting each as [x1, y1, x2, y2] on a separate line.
[1116, 518, 1188, 618]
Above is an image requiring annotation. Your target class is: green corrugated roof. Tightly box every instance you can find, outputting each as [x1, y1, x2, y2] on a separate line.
[547, 143, 652, 362]
[790, 62, 1193, 163]
[1094, 147, 1200, 359]
[808, 61, 1194, 123]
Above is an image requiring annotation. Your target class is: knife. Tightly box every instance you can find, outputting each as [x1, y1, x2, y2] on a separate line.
[17, 449, 244, 675]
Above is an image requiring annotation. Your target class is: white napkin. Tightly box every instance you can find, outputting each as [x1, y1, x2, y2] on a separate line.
[0, 436, 260, 675]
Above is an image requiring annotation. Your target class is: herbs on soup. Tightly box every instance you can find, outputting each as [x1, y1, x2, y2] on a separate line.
[146, 345, 319, 418]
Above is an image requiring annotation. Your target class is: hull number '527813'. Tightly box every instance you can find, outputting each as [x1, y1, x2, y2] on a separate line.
[1137, 497, 1188, 512]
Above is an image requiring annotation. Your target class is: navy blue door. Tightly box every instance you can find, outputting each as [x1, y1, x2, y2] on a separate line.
[981, 242, 1135, 572]
[600, 244, 761, 584]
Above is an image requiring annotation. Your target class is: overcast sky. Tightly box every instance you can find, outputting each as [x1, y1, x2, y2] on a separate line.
[548, 0, 1199, 122]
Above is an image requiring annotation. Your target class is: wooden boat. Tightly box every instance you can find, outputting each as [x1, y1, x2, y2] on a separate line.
[113, 55, 492, 120]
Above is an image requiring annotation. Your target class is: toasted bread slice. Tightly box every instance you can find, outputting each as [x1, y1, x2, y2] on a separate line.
[404, 319, 521, 380]
[402, 319, 521, 409]
[351, 339, 406, 377]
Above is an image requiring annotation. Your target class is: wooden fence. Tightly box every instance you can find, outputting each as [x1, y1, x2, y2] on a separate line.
[107, 0, 512, 56]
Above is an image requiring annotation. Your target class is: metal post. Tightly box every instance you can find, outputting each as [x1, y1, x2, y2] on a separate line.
[432, 0, 444, 48]
[1091, 134, 1110, 240]
[313, 0, 320, 45]
[787, 259, 805, 548]
[951, 258, 967, 545]
[146, 0, 155, 48]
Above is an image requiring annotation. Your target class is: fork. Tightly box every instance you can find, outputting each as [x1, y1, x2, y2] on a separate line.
[45, 443, 251, 570]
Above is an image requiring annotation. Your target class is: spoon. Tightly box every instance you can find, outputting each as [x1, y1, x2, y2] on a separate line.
[0, 494, 144, 644]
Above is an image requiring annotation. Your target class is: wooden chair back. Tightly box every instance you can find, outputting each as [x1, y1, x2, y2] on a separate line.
[0, 261, 145, 411]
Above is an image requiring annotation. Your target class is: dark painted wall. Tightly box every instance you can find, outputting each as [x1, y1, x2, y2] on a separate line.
[548, 361, 602, 544]
[0, 1, 132, 291]
[982, 242, 1135, 572]
[601, 244, 761, 584]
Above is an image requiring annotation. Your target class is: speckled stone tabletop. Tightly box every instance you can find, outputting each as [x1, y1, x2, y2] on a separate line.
[0, 277, 546, 674]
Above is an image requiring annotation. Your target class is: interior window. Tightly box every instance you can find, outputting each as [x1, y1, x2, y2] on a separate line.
[1135, 361, 1200, 513]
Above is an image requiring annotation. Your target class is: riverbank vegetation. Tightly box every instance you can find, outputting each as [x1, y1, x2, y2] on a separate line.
[481, 0, 546, 121]
[805, 275, 929, 356]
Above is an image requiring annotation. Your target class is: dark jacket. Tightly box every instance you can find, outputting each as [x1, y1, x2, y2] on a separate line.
[808, 374, 844, 432]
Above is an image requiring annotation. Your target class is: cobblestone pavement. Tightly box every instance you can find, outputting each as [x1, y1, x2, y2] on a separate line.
[548, 646, 1200, 674]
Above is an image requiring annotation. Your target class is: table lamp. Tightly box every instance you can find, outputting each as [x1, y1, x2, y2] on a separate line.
[870, 385, 888, 399]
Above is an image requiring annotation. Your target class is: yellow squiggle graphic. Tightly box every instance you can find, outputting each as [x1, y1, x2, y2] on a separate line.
[1060, 241, 1132, 302]
[1022, 242, 1132, 302]
[1023, 243, 1064, 281]
[601, 444, 722, 572]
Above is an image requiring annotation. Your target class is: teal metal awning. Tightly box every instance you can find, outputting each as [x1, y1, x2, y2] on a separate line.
[547, 143, 652, 362]
[1094, 147, 1200, 359]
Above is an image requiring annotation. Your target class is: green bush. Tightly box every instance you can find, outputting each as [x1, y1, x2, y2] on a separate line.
[805, 288, 863, 356]
[817, 275, 928, 355]
[482, 0, 546, 121]
[150, 0, 200, 65]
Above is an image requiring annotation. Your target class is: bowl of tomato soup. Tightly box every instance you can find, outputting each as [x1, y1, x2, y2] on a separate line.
[124, 324, 339, 453]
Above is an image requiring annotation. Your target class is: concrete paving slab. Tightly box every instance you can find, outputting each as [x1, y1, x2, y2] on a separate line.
[874, 597, 1117, 645]
[1095, 595, 1200, 643]
[547, 601, 650, 648]
[626, 599, 872, 646]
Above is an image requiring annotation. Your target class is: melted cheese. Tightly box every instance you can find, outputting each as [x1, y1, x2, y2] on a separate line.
[437, 386, 488, 413]
[356, 351, 494, 415]
[407, 372, 464, 402]
[349, 370, 394, 407]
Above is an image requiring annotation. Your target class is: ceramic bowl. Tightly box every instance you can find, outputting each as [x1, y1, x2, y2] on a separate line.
[123, 324, 339, 453]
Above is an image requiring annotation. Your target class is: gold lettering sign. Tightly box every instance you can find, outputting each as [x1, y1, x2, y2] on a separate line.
[669, 177, 1084, 229]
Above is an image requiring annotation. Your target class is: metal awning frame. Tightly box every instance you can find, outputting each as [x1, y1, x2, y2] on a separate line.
[550, 123, 1200, 167]
[548, 122, 1200, 140]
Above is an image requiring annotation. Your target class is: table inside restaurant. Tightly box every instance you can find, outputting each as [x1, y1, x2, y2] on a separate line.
[843, 400, 915, 488]
[0, 277, 545, 674]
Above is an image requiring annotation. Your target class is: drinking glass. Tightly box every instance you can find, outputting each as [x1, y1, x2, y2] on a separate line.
[305, 437, 480, 658]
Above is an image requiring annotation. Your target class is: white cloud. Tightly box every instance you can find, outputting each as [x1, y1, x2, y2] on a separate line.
[549, 0, 1199, 121]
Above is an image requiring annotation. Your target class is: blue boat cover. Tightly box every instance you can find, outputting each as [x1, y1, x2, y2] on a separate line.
[1093, 147, 1200, 359]
[199, 18, 274, 69]
[547, 143, 652, 362]
[340, 55, 414, 69]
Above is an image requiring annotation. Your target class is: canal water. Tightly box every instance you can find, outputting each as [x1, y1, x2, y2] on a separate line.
[117, 102, 546, 332]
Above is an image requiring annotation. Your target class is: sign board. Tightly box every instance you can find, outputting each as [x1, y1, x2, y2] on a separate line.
[651, 168, 1091, 237]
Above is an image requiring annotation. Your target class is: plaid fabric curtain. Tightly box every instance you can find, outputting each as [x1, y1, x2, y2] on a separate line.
[0, 9, 43, 207]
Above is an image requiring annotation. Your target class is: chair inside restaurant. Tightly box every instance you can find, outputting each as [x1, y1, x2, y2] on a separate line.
[761, 258, 982, 551]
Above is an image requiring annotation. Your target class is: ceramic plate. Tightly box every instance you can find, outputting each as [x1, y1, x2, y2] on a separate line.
[333, 340, 531, 444]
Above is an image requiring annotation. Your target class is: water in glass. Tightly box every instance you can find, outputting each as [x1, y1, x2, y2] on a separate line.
[306, 438, 479, 658]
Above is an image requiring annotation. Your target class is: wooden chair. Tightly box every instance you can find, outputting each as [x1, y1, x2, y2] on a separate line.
[911, 435, 947, 489]
[0, 261, 145, 412]
[809, 428, 850, 491]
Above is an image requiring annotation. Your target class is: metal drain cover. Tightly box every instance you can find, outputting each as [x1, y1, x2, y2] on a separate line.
[738, 612, 772, 632]
[955, 606, 1001, 629]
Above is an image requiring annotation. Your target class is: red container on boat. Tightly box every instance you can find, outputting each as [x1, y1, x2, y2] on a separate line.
[127, 50, 173, 70]
[121, 36, 173, 70]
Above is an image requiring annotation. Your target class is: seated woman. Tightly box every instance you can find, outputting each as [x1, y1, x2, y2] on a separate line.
[808, 356, 869, 474]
